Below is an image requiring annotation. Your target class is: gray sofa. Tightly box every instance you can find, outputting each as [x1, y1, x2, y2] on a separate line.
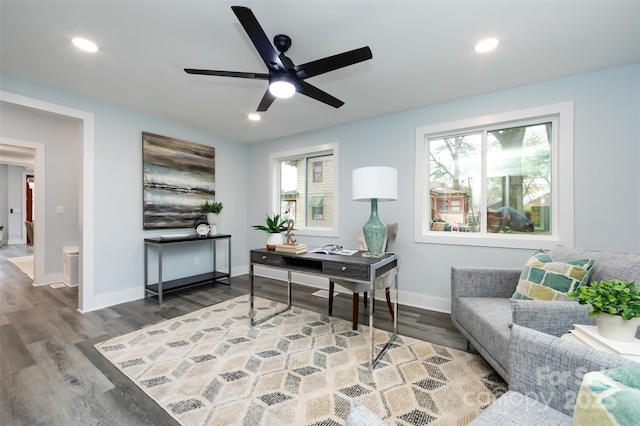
[469, 325, 633, 425]
[451, 246, 640, 383]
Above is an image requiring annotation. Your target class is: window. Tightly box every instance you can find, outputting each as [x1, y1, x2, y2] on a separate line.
[414, 102, 574, 249]
[270, 144, 339, 237]
[312, 161, 323, 182]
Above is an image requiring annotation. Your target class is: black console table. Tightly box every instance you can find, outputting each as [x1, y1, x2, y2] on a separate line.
[144, 234, 231, 304]
[249, 248, 398, 367]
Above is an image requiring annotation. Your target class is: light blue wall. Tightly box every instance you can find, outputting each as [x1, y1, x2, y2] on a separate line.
[1, 73, 250, 309]
[2, 64, 638, 311]
[248, 63, 640, 308]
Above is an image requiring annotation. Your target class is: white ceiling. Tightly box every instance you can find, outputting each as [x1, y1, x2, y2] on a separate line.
[1, 1, 639, 143]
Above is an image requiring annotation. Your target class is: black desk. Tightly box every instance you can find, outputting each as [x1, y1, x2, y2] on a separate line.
[249, 248, 398, 367]
[144, 234, 231, 304]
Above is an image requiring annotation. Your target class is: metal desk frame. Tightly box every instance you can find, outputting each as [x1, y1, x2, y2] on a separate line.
[249, 248, 398, 368]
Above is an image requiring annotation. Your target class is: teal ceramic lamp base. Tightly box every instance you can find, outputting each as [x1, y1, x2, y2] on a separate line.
[362, 199, 387, 258]
[352, 166, 397, 258]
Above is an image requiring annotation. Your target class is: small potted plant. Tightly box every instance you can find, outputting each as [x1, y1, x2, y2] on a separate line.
[252, 213, 289, 250]
[201, 201, 223, 235]
[569, 279, 640, 342]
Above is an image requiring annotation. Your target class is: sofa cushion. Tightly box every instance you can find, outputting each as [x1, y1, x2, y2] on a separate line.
[468, 391, 572, 425]
[573, 364, 640, 426]
[548, 246, 640, 285]
[456, 297, 512, 378]
[512, 249, 595, 301]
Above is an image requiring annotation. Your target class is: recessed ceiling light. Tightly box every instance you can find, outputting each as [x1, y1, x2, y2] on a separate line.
[72, 37, 99, 53]
[474, 37, 499, 54]
[248, 113, 261, 121]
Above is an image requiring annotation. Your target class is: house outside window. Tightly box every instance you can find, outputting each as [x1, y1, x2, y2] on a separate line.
[270, 144, 339, 237]
[414, 102, 574, 249]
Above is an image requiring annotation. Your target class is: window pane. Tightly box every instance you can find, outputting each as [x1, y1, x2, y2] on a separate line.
[278, 153, 333, 229]
[486, 123, 552, 234]
[279, 160, 303, 223]
[428, 133, 482, 232]
[306, 154, 332, 227]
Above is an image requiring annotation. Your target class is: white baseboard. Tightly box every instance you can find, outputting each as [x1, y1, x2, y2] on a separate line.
[76, 266, 452, 315]
[80, 287, 144, 313]
[33, 272, 63, 286]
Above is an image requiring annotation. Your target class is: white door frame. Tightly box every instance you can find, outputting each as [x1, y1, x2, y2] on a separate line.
[1, 91, 94, 312]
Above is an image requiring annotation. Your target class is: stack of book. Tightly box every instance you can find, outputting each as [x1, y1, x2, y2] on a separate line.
[275, 243, 307, 254]
[566, 324, 640, 362]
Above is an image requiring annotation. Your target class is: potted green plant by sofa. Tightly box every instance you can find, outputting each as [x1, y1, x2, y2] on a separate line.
[252, 213, 289, 250]
[569, 279, 640, 342]
[201, 201, 223, 235]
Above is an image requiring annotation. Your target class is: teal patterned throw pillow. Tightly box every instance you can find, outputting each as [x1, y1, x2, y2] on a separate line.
[512, 249, 595, 301]
[573, 364, 640, 426]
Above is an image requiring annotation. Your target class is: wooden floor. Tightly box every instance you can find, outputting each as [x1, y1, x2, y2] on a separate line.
[0, 244, 469, 425]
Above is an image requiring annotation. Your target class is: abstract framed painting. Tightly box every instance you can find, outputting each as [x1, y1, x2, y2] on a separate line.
[142, 132, 215, 229]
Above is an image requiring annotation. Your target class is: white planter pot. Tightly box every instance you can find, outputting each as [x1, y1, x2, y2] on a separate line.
[206, 213, 219, 235]
[596, 313, 640, 342]
[266, 232, 284, 250]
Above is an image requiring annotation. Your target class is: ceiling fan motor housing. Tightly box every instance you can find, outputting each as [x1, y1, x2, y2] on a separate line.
[274, 34, 291, 53]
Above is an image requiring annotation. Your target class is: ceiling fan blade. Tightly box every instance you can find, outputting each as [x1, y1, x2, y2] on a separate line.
[298, 81, 344, 108]
[293, 46, 372, 79]
[257, 89, 276, 112]
[184, 69, 269, 79]
[231, 6, 285, 72]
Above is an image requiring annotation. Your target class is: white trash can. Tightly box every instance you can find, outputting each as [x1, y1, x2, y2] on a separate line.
[62, 246, 79, 287]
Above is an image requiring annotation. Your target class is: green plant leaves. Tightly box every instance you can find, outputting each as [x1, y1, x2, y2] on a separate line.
[251, 213, 289, 233]
[568, 279, 640, 320]
[201, 201, 223, 214]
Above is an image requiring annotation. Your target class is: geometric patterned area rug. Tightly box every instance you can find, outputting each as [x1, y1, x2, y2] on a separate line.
[95, 295, 505, 425]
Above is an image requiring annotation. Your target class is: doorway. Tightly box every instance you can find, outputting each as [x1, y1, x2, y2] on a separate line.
[1, 91, 95, 312]
[26, 174, 33, 244]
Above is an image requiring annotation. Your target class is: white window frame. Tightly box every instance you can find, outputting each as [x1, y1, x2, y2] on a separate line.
[414, 102, 574, 249]
[269, 143, 339, 237]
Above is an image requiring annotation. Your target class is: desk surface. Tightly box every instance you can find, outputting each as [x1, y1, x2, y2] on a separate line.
[250, 248, 397, 282]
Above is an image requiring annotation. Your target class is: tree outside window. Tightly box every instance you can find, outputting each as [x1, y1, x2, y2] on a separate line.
[414, 102, 574, 249]
[428, 123, 551, 234]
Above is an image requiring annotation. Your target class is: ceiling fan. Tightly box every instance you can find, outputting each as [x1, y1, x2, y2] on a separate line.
[184, 6, 373, 112]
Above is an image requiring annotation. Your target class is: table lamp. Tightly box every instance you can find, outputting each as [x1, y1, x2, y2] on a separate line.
[352, 166, 398, 257]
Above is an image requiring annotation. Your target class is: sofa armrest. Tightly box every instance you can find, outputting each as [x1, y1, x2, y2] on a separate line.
[508, 325, 633, 416]
[451, 267, 521, 321]
[511, 299, 594, 337]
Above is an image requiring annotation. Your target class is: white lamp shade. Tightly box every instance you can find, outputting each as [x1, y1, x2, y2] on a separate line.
[352, 166, 398, 201]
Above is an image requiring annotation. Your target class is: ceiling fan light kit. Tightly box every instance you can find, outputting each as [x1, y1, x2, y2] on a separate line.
[184, 5, 372, 111]
[268, 78, 296, 98]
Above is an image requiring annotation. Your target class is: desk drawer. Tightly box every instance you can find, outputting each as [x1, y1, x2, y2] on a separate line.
[251, 252, 281, 267]
[323, 262, 369, 281]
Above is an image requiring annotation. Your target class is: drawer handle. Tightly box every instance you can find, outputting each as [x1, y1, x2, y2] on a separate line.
[341, 266, 347, 272]
[262, 255, 267, 260]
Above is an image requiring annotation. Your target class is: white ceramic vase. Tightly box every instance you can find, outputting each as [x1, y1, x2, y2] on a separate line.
[595, 313, 640, 342]
[266, 232, 284, 250]
[206, 213, 219, 236]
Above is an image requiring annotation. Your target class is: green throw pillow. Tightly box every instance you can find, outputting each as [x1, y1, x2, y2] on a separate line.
[512, 249, 595, 301]
[573, 364, 640, 426]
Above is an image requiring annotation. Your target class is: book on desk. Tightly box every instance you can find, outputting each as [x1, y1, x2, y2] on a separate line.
[275, 244, 308, 254]
[566, 324, 640, 362]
